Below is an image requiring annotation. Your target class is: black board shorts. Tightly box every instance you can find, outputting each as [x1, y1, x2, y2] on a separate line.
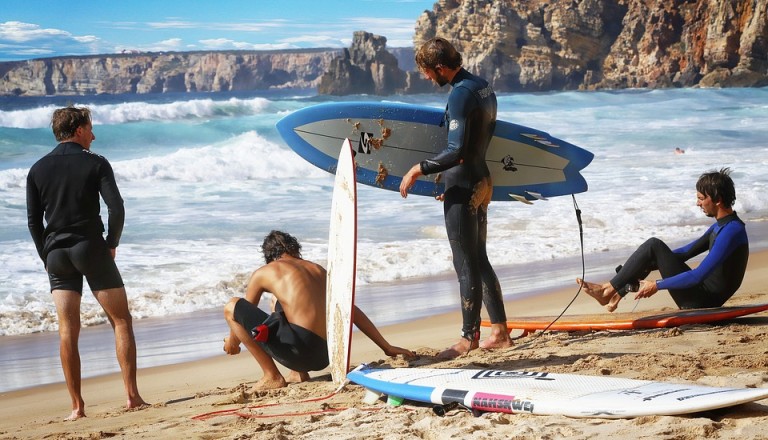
[233, 298, 329, 372]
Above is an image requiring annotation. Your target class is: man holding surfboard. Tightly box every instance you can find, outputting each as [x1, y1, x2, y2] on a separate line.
[399, 38, 512, 359]
[578, 168, 749, 312]
[222, 230, 414, 390]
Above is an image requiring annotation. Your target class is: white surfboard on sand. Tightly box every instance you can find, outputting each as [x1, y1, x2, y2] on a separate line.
[326, 139, 357, 387]
[347, 365, 768, 418]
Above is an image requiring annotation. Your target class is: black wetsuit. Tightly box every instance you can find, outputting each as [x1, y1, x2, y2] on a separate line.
[233, 298, 329, 372]
[612, 213, 749, 309]
[419, 68, 506, 339]
[26, 142, 125, 293]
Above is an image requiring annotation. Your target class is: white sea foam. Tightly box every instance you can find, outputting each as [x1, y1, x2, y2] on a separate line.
[0, 96, 274, 128]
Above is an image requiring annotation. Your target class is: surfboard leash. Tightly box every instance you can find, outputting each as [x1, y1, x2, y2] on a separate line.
[540, 195, 586, 330]
[515, 195, 586, 347]
[190, 380, 389, 421]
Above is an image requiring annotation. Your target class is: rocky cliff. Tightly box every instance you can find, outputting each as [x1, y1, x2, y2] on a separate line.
[317, 31, 436, 95]
[0, 49, 340, 96]
[409, 0, 767, 91]
[2, 0, 765, 97]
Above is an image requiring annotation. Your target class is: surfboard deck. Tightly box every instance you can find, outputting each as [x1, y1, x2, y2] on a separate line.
[347, 365, 768, 418]
[276, 101, 594, 202]
[326, 139, 357, 387]
[481, 303, 768, 333]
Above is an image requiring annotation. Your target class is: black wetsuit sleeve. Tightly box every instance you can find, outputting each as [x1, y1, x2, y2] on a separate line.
[420, 86, 475, 176]
[26, 169, 46, 262]
[100, 160, 124, 249]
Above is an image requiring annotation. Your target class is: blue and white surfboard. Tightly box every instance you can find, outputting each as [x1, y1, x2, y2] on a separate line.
[276, 101, 594, 202]
[347, 365, 768, 418]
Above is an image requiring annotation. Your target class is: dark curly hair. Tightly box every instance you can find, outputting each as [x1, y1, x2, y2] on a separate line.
[696, 167, 736, 208]
[262, 230, 302, 263]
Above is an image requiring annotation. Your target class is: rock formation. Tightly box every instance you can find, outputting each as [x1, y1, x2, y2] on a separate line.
[410, 0, 767, 91]
[318, 31, 435, 95]
[0, 49, 339, 96]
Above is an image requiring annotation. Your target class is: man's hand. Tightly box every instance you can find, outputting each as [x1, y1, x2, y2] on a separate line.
[399, 164, 422, 198]
[634, 279, 659, 300]
[223, 336, 241, 355]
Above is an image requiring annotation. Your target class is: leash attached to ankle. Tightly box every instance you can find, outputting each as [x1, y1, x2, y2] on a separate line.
[461, 329, 480, 342]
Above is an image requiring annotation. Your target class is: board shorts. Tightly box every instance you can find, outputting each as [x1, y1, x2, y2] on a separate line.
[233, 298, 329, 372]
[46, 236, 124, 294]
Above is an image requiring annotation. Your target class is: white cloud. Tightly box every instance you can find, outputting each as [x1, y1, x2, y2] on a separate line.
[0, 21, 69, 42]
[0, 21, 105, 59]
[197, 38, 297, 51]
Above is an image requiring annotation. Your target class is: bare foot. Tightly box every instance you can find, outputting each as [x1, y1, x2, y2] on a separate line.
[285, 370, 310, 384]
[64, 409, 86, 421]
[126, 398, 149, 410]
[251, 375, 287, 391]
[479, 334, 513, 349]
[576, 278, 617, 308]
[479, 323, 513, 349]
[437, 338, 479, 360]
[605, 292, 622, 312]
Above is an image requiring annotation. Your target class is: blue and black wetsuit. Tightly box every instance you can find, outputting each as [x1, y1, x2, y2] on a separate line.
[612, 213, 749, 308]
[419, 68, 507, 339]
[26, 142, 125, 293]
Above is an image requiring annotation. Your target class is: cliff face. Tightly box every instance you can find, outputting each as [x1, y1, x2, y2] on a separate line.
[2, 0, 765, 97]
[411, 0, 767, 91]
[0, 50, 339, 96]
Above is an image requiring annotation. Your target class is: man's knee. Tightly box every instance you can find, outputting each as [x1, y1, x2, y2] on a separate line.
[224, 297, 241, 321]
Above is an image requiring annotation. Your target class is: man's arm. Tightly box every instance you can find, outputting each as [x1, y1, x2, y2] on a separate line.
[25, 171, 46, 263]
[418, 86, 475, 176]
[657, 222, 747, 291]
[353, 306, 415, 358]
[99, 160, 125, 250]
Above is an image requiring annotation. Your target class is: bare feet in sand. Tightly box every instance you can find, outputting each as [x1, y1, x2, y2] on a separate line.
[437, 337, 479, 360]
[251, 375, 288, 391]
[479, 330, 514, 350]
[64, 409, 86, 421]
[285, 370, 310, 384]
[126, 398, 149, 411]
[576, 278, 621, 312]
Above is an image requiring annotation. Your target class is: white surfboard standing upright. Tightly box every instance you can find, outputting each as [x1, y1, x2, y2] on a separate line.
[326, 139, 358, 387]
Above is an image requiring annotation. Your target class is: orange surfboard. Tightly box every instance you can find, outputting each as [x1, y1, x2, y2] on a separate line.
[481, 303, 768, 334]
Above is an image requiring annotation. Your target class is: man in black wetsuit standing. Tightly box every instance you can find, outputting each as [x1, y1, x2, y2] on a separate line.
[26, 106, 147, 420]
[400, 38, 512, 359]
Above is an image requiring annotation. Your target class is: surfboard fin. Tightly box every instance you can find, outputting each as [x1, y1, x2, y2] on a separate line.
[362, 389, 383, 404]
[526, 191, 548, 201]
[509, 193, 534, 204]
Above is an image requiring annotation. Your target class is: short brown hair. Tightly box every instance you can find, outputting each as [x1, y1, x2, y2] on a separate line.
[51, 106, 91, 141]
[415, 37, 463, 71]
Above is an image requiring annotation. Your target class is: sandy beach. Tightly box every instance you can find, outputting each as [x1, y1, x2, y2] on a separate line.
[1, 250, 768, 439]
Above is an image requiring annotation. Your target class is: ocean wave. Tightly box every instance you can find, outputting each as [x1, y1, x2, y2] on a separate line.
[0, 96, 274, 128]
[114, 130, 326, 182]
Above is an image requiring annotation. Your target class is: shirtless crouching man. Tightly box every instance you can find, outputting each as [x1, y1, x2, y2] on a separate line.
[223, 230, 415, 390]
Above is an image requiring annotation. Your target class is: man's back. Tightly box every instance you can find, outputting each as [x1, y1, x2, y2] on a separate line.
[255, 256, 327, 338]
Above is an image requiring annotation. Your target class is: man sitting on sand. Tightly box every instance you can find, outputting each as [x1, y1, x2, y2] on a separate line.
[223, 230, 415, 390]
[578, 168, 749, 312]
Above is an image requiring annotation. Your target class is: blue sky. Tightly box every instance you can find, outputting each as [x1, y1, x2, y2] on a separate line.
[0, 0, 435, 61]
